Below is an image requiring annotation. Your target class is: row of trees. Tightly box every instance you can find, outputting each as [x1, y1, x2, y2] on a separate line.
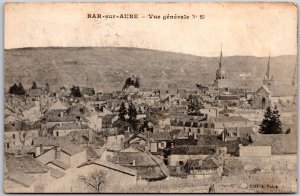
[9, 83, 26, 95]
[118, 102, 138, 131]
[9, 81, 50, 95]
[122, 77, 140, 90]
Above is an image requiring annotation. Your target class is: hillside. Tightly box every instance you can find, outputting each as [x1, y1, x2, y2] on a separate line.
[4, 47, 297, 92]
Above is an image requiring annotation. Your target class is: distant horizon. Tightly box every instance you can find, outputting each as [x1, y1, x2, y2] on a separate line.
[4, 46, 297, 58]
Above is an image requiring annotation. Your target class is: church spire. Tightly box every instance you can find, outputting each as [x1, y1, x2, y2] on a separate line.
[292, 63, 297, 86]
[266, 51, 271, 80]
[219, 44, 223, 69]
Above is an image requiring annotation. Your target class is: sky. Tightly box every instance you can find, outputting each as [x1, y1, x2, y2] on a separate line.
[4, 2, 297, 57]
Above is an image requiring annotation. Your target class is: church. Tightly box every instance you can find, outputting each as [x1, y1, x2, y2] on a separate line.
[213, 47, 255, 90]
[253, 54, 297, 109]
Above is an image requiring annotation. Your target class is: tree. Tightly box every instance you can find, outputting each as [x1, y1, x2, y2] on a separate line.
[128, 102, 137, 130]
[9, 83, 18, 94]
[79, 170, 107, 192]
[70, 85, 82, 97]
[134, 78, 140, 88]
[17, 83, 26, 95]
[44, 83, 50, 93]
[31, 81, 37, 89]
[123, 77, 132, 90]
[259, 106, 283, 134]
[187, 94, 203, 115]
[17, 121, 32, 149]
[118, 102, 127, 121]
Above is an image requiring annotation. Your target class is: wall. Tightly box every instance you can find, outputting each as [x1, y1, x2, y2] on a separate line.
[70, 150, 87, 168]
[239, 146, 271, 157]
[169, 154, 209, 166]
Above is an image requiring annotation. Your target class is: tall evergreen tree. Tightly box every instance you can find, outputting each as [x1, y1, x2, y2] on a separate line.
[44, 83, 50, 93]
[118, 102, 127, 121]
[9, 83, 18, 94]
[259, 106, 283, 134]
[31, 81, 37, 89]
[134, 78, 140, 88]
[70, 85, 82, 97]
[128, 102, 137, 129]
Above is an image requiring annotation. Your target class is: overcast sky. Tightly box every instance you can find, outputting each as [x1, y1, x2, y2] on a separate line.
[5, 2, 297, 57]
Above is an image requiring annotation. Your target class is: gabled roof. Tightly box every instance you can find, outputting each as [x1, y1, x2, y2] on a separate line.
[171, 145, 216, 155]
[215, 116, 250, 122]
[78, 159, 137, 176]
[7, 173, 36, 187]
[47, 159, 70, 170]
[48, 100, 70, 111]
[269, 84, 296, 97]
[151, 132, 172, 141]
[6, 155, 49, 174]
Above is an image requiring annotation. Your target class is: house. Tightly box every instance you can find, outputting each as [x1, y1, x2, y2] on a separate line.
[34, 136, 87, 169]
[184, 154, 224, 179]
[168, 145, 217, 166]
[4, 155, 51, 193]
[52, 123, 91, 137]
[111, 150, 169, 181]
[149, 132, 172, 154]
[214, 116, 254, 131]
[4, 121, 39, 151]
[77, 159, 137, 191]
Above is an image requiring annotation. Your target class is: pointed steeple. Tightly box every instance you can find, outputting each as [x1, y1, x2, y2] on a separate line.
[292, 63, 297, 86]
[266, 52, 271, 80]
[219, 44, 223, 69]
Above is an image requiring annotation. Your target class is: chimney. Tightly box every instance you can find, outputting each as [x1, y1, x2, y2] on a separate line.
[222, 130, 226, 142]
[132, 160, 136, 166]
[236, 127, 240, 138]
[176, 166, 181, 174]
[193, 133, 197, 140]
[55, 146, 61, 159]
[60, 111, 64, 118]
[40, 144, 44, 154]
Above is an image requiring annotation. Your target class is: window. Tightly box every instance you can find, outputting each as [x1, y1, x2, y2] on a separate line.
[56, 132, 59, 137]
[160, 142, 165, 148]
[179, 161, 184, 166]
[12, 134, 15, 139]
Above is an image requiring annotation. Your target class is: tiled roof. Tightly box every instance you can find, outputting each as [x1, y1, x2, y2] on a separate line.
[49, 167, 66, 178]
[269, 84, 296, 97]
[7, 173, 36, 187]
[151, 132, 172, 141]
[33, 136, 85, 156]
[47, 159, 70, 170]
[215, 116, 250, 122]
[86, 159, 137, 176]
[6, 155, 49, 174]
[249, 133, 297, 155]
[54, 123, 89, 130]
[171, 145, 216, 155]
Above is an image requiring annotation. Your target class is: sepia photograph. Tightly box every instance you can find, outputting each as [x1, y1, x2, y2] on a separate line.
[3, 2, 298, 193]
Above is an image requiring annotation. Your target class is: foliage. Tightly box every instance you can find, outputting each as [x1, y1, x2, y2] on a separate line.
[17, 121, 32, 149]
[127, 102, 138, 130]
[118, 102, 127, 121]
[44, 83, 50, 93]
[187, 94, 203, 115]
[122, 77, 140, 90]
[9, 83, 26, 95]
[79, 170, 107, 192]
[259, 106, 283, 134]
[70, 85, 82, 97]
[31, 81, 37, 89]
